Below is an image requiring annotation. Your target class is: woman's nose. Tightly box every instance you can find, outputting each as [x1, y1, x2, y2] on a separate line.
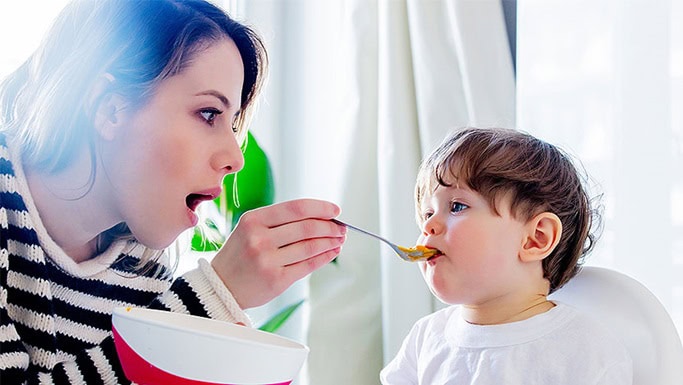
[212, 134, 244, 176]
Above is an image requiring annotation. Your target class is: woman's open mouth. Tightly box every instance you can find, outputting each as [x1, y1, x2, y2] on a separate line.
[185, 193, 213, 212]
[185, 187, 222, 212]
[184, 188, 222, 226]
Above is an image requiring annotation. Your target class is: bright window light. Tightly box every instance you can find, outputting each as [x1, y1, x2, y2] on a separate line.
[0, 1, 70, 79]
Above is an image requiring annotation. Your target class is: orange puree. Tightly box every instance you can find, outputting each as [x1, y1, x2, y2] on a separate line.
[398, 245, 439, 261]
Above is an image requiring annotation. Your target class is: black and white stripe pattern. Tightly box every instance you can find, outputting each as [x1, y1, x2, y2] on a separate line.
[0, 134, 249, 384]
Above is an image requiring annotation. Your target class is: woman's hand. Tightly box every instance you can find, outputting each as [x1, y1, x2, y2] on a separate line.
[211, 198, 347, 309]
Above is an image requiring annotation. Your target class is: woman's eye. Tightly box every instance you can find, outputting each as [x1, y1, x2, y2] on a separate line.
[450, 201, 468, 213]
[199, 108, 223, 126]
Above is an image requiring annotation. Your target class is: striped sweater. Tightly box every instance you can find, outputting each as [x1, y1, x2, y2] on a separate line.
[0, 134, 251, 384]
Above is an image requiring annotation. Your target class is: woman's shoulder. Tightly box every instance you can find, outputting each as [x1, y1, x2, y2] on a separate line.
[0, 132, 14, 170]
[0, 133, 26, 216]
[0, 132, 19, 181]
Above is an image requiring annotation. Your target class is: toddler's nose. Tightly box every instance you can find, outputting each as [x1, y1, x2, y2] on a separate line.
[422, 215, 444, 236]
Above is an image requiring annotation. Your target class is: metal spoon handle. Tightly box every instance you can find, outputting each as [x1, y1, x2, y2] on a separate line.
[331, 219, 387, 243]
[332, 218, 410, 261]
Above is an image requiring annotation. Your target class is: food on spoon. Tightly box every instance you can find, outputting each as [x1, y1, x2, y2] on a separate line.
[397, 245, 440, 261]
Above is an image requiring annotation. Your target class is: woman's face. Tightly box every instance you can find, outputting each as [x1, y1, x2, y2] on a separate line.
[417, 181, 529, 306]
[100, 38, 245, 249]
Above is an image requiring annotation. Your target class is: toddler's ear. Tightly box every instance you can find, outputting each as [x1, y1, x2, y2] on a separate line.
[520, 212, 562, 262]
[90, 73, 126, 140]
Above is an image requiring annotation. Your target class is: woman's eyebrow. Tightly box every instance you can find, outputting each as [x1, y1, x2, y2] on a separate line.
[195, 90, 231, 109]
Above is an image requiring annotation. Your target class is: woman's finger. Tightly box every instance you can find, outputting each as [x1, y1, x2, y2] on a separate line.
[266, 217, 347, 251]
[249, 199, 341, 228]
[280, 247, 343, 284]
[278, 235, 346, 266]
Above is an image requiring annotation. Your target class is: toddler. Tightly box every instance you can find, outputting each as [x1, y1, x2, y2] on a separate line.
[380, 127, 632, 384]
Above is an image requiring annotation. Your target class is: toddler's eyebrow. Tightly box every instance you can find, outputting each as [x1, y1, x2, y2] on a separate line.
[443, 184, 466, 192]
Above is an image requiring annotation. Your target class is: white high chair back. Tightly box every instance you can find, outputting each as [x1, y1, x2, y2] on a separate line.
[549, 266, 683, 385]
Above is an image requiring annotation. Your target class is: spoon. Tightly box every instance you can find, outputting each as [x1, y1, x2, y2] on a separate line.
[331, 219, 439, 262]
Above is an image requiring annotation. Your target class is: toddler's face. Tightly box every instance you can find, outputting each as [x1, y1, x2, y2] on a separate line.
[417, 182, 530, 306]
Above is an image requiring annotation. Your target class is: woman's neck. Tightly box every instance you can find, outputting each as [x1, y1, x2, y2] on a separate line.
[23, 149, 120, 263]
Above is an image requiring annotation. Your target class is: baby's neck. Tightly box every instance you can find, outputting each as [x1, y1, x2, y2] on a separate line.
[461, 289, 554, 325]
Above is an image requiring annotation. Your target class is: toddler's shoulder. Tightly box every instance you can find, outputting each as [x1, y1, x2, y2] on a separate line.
[552, 302, 632, 362]
[410, 305, 460, 334]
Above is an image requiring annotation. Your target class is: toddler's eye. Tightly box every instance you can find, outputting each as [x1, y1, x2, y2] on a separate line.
[200, 108, 223, 126]
[450, 201, 468, 213]
[421, 211, 434, 221]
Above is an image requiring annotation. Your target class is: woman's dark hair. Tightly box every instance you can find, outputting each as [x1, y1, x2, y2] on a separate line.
[0, 0, 267, 171]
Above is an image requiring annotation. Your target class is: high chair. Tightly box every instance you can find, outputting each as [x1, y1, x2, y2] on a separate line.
[549, 266, 683, 385]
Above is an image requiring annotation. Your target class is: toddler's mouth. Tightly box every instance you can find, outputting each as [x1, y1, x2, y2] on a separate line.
[400, 245, 441, 261]
[426, 250, 444, 261]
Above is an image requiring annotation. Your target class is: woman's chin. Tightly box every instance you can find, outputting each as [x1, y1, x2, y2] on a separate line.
[133, 229, 181, 251]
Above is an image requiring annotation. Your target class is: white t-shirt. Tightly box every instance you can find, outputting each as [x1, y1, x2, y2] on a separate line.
[380, 302, 632, 385]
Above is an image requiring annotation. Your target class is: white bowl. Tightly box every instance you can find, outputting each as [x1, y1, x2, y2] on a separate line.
[112, 307, 309, 385]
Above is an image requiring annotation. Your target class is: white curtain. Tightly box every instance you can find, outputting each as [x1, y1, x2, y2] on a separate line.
[517, 0, 683, 337]
[237, 1, 514, 383]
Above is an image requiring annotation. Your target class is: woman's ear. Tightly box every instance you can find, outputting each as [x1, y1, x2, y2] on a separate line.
[520, 212, 562, 262]
[90, 73, 126, 140]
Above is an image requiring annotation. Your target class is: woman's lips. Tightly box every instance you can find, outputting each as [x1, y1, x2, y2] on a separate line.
[185, 187, 222, 226]
[185, 188, 222, 210]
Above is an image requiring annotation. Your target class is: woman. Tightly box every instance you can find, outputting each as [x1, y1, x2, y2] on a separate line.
[0, 0, 346, 383]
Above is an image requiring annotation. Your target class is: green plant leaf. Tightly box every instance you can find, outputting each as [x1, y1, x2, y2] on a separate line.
[257, 299, 305, 333]
[218, 131, 275, 229]
[190, 218, 224, 251]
